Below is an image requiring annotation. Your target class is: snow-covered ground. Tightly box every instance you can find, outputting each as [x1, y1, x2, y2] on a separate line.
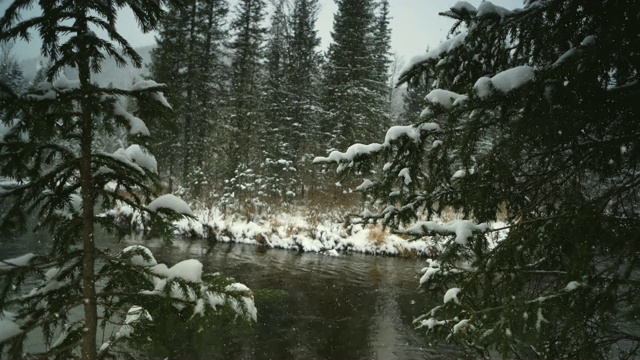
[103, 203, 509, 258]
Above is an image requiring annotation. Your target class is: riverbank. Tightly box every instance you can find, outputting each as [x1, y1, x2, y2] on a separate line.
[104, 203, 507, 258]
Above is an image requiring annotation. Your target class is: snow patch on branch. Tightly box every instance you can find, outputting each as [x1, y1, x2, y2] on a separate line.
[564, 281, 583, 292]
[420, 259, 440, 284]
[122, 245, 158, 267]
[314, 143, 383, 164]
[398, 168, 412, 185]
[425, 89, 468, 108]
[52, 74, 80, 91]
[112, 101, 150, 136]
[444, 287, 461, 304]
[402, 220, 489, 245]
[401, 31, 468, 75]
[474, 65, 536, 98]
[452, 1, 477, 12]
[124, 145, 157, 174]
[146, 194, 193, 216]
[313, 123, 439, 165]
[355, 179, 375, 191]
[130, 80, 163, 91]
[477, 1, 513, 17]
[0, 253, 36, 271]
[0, 314, 22, 343]
[129, 80, 172, 109]
[418, 317, 446, 330]
[148, 259, 204, 283]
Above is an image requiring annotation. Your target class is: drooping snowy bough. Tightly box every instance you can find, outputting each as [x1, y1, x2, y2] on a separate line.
[0, 2, 256, 357]
[316, 1, 640, 358]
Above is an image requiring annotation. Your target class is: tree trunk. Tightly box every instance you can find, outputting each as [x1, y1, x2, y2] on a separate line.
[77, 9, 98, 359]
[182, 1, 199, 182]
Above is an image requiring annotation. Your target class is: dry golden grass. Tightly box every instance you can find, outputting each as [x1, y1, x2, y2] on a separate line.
[367, 226, 388, 247]
[395, 246, 418, 259]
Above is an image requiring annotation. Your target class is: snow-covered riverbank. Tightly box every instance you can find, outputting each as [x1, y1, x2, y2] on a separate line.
[104, 203, 507, 258]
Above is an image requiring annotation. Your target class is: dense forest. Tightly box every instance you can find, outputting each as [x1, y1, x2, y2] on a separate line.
[1, 0, 639, 359]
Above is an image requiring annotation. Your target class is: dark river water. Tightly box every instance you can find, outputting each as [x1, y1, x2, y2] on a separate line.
[1, 230, 465, 360]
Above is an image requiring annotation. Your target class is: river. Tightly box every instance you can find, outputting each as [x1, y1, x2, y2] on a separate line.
[1, 230, 465, 360]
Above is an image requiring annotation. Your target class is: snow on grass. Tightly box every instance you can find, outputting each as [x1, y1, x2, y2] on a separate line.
[106, 204, 507, 259]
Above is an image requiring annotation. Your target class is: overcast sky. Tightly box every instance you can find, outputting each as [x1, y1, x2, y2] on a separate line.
[2, 0, 519, 63]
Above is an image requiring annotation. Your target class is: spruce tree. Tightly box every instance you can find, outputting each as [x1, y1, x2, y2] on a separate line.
[261, 0, 295, 199]
[223, 0, 267, 201]
[371, 0, 392, 115]
[286, 0, 323, 195]
[317, 0, 640, 358]
[322, 0, 391, 153]
[0, 41, 24, 93]
[400, 71, 430, 125]
[0, 1, 255, 358]
[148, 0, 230, 196]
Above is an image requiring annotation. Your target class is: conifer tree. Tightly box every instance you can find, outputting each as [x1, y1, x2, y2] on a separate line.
[251, 0, 323, 201]
[260, 0, 295, 199]
[286, 0, 322, 194]
[322, 0, 391, 153]
[0, 1, 255, 358]
[148, 0, 230, 195]
[371, 0, 392, 115]
[317, 1, 640, 358]
[400, 71, 430, 125]
[0, 41, 24, 93]
[223, 0, 267, 201]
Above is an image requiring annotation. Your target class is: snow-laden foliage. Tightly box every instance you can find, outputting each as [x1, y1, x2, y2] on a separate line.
[318, 0, 640, 358]
[0, 1, 256, 358]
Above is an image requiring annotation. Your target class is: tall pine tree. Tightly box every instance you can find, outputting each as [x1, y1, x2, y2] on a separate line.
[286, 0, 323, 195]
[322, 0, 391, 153]
[148, 0, 230, 196]
[223, 0, 267, 202]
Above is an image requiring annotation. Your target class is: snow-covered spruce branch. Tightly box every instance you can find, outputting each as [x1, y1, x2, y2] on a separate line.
[395, 220, 489, 246]
[0, 299, 84, 346]
[313, 122, 441, 166]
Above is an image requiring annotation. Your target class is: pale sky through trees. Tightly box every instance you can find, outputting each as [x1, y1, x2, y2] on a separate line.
[3, 0, 517, 63]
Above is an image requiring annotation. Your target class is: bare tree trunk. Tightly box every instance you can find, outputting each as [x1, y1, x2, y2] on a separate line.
[77, 8, 98, 359]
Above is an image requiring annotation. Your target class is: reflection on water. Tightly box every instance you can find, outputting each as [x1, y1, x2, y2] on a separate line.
[138, 238, 462, 360]
[1, 232, 465, 359]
